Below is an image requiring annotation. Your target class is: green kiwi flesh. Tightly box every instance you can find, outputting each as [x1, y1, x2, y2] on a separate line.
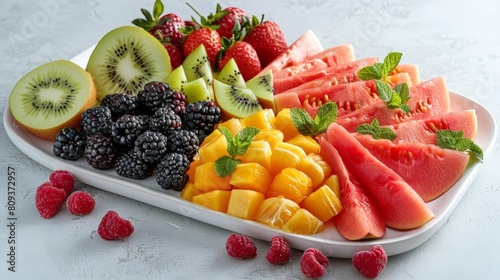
[183, 77, 212, 103]
[9, 60, 97, 139]
[182, 44, 215, 99]
[165, 65, 187, 92]
[86, 26, 171, 101]
[216, 58, 246, 88]
[214, 79, 262, 119]
[246, 70, 275, 111]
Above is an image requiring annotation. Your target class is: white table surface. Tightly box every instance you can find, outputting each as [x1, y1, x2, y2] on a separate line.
[1, 0, 499, 279]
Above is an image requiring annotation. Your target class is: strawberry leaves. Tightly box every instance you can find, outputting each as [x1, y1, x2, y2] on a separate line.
[214, 126, 260, 177]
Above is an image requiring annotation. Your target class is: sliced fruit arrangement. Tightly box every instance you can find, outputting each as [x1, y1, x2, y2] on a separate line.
[7, 1, 485, 243]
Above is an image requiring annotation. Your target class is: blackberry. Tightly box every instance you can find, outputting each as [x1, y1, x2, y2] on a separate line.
[166, 129, 199, 161]
[137, 81, 187, 114]
[115, 151, 153, 179]
[149, 107, 182, 133]
[53, 127, 85, 160]
[182, 100, 222, 143]
[111, 114, 148, 148]
[133, 131, 168, 164]
[100, 93, 139, 119]
[156, 153, 190, 191]
[84, 133, 116, 169]
[81, 106, 113, 136]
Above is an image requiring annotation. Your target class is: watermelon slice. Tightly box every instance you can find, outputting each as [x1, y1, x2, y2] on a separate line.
[388, 109, 478, 144]
[274, 72, 412, 118]
[318, 137, 386, 240]
[259, 30, 324, 74]
[326, 123, 434, 230]
[354, 134, 471, 202]
[396, 64, 420, 85]
[337, 76, 451, 132]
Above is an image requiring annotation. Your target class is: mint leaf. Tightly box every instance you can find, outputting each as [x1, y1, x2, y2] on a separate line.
[215, 126, 260, 177]
[290, 107, 317, 136]
[358, 52, 403, 81]
[291, 102, 338, 136]
[315, 102, 338, 134]
[381, 52, 402, 77]
[375, 80, 393, 102]
[394, 83, 410, 104]
[436, 129, 483, 161]
[356, 119, 397, 140]
[375, 80, 411, 113]
[214, 156, 241, 177]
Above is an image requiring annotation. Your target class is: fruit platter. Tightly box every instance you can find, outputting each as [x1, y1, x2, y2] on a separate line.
[3, 0, 497, 262]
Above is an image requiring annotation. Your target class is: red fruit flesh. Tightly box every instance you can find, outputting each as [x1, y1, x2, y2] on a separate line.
[66, 191, 96, 216]
[266, 236, 291, 265]
[300, 248, 329, 278]
[318, 137, 386, 240]
[49, 170, 74, 197]
[35, 182, 66, 219]
[97, 211, 134, 240]
[355, 134, 471, 202]
[225, 233, 257, 259]
[352, 245, 388, 278]
[326, 123, 434, 230]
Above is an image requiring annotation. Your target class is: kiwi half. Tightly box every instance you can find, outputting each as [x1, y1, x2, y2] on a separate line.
[214, 79, 262, 119]
[9, 60, 97, 140]
[86, 26, 171, 101]
[246, 70, 275, 111]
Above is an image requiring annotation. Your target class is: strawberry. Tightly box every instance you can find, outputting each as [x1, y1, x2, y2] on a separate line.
[210, 4, 249, 40]
[163, 42, 184, 69]
[243, 16, 288, 67]
[132, 0, 185, 46]
[219, 40, 261, 81]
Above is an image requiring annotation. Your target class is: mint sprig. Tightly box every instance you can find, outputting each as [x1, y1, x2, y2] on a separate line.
[356, 119, 397, 140]
[436, 130, 483, 162]
[214, 126, 260, 177]
[358, 52, 402, 81]
[376, 80, 411, 113]
[290, 102, 338, 136]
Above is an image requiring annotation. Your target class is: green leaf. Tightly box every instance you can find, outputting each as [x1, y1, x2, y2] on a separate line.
[152, 0, 164, 20]
[234, 127, 260, 156]
[356, 119, 397, 140]
[381, 52, 402, 77]
[436, 129, 483, 161]
[394, 83, 410, 103]
[214, 156, 241, 177]
[315, 102, 338, 134]
[375, 80, 393, 102]
[219, 126, 237, 157]
[358, 63, 383, 80]
[290, 108, 317, 136]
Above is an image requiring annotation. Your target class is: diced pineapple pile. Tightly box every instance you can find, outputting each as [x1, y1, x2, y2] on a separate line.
[180, 108, 343, 235]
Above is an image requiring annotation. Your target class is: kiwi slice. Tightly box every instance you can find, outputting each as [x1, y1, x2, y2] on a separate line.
[183, 77, 212, 103]
[216, 58, 246, 88]
[165, 65, 187, 92]
[246, 70, 275, 111]
[214, 79, 262, 119]
[182, 44, 215, 100]
[86, 26, 171, 101]
[9, 60, 97, 140]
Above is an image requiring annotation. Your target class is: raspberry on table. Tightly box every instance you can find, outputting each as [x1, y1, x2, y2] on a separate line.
[35, 182, 66, 219]
[300, 248, 329, 279]
[66, 191, 95, 216]
[49, 170, 75, 197]
[352, 245, 387, 278]
[226, 233, 257, 259]
[97, 210, 134, 240]
[266, 236, 291, 265]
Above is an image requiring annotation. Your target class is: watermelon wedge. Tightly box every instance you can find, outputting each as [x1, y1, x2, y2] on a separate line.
[326, 123, 434, 230]
[388, 109, 478, 144]
[274, 72, 412, 118]
[354, 134, 471, 202]
[396, 64, 420, 85]
[318, 137, 386, 240]
[259, 30, 324, 74]
[336, 76, 451, 132]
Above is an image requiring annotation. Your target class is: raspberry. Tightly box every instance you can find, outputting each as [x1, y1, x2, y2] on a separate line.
[352, 245, 387, 278]
[35, 182, 66, 219]
[225, 233, 257, 259]
[66, 191, 95, 216]
[266, 236, 291, 265]
[300, 248, 329, 279]
[97, 211, 134, 240]
[49, 170, 74, 197]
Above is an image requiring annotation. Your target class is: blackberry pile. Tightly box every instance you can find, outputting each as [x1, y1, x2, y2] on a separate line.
[52, 81, 222, 191]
